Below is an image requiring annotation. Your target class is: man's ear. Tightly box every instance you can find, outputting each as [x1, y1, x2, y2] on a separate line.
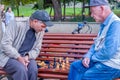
[100, 6, 105, 12]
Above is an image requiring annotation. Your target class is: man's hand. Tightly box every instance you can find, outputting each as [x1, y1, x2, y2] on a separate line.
[82, 57, 90, 68]
[23, 55, 30, 67]
[17, 55, 30, 70]
[17, 56, 26, 66]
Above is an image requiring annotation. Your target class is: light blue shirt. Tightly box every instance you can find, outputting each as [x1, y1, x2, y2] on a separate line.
[84, 13, 120, 63]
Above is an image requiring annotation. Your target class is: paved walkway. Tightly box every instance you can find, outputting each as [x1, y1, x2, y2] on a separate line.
[15, 17, 100, 34]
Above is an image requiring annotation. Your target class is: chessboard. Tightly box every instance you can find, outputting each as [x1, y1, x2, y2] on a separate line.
[37, 57, 70, 71]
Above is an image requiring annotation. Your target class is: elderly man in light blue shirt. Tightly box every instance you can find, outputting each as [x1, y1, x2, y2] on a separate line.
[68, 0, 120, 80]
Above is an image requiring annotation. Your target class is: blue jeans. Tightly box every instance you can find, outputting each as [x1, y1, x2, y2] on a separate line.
[68, 60, 120, 80]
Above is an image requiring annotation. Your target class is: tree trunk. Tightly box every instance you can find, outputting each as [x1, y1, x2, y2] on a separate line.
[51, 0, 62, 21]
[82, 0, 85, 21]
[16, 6, 19, 17]
[15, 0, 19, 17]
[73, 0, 76, 18]
[63, 0, 66, 20]
[49, 7, 52, 17]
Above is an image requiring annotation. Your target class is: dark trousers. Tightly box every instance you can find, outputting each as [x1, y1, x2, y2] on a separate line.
[3, 58, 38, 80]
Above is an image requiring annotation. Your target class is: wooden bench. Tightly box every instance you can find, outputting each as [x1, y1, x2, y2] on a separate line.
[37, 33, 96, 80]
[0, 33, 120, 80]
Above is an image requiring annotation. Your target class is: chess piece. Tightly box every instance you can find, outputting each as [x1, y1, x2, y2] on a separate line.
[53, 58, 57, 69]
[66, 57, 69, 64]
[66, 57, 70, 70]
[55, 62, 60, 70]
[50, 61, 54, 68]
[37, 61, 41, 68]
[59, 57, 62, 63]
[48, 62, 50, 69]
[38, 61, 46, 68]
[61, 60, 66, 70]
[59, 57, 62, 69]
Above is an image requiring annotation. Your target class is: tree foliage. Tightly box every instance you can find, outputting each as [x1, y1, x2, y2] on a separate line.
[1, 0, 36, 5]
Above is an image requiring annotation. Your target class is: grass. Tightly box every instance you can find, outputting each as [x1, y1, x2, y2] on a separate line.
[14, 5, 120, 16]
[13, 5, 36, 17]
[13, 5, 90, 17]
[46, 7, 84, 16]
[13, 5, 120, 22]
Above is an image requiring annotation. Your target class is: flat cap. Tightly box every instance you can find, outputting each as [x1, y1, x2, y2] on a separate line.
[30, 10, 53, 27]
[89, 0, 109, 7]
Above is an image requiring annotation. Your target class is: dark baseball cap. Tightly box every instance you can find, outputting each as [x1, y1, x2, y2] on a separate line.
[89, 0, 109, 7]
[30, 10, 53, 27]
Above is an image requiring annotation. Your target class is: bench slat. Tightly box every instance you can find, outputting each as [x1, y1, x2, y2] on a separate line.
[0, 70, 7, 74]
[41, 48, 88, 53]
[39, 53, 83, 58]
[38, 73, 67, 79]
[36, 57, 77, 62]
[44, 33, 97, 37]
[43, 36, 95, 40]
[42, 44, 91, 49]
[38, 69, 68, 74]
[43, 40, 94, 44]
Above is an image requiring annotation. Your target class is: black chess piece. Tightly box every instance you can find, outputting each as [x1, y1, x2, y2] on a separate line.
[53, 58, 56, 68]
[48, 62, 50, 69]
